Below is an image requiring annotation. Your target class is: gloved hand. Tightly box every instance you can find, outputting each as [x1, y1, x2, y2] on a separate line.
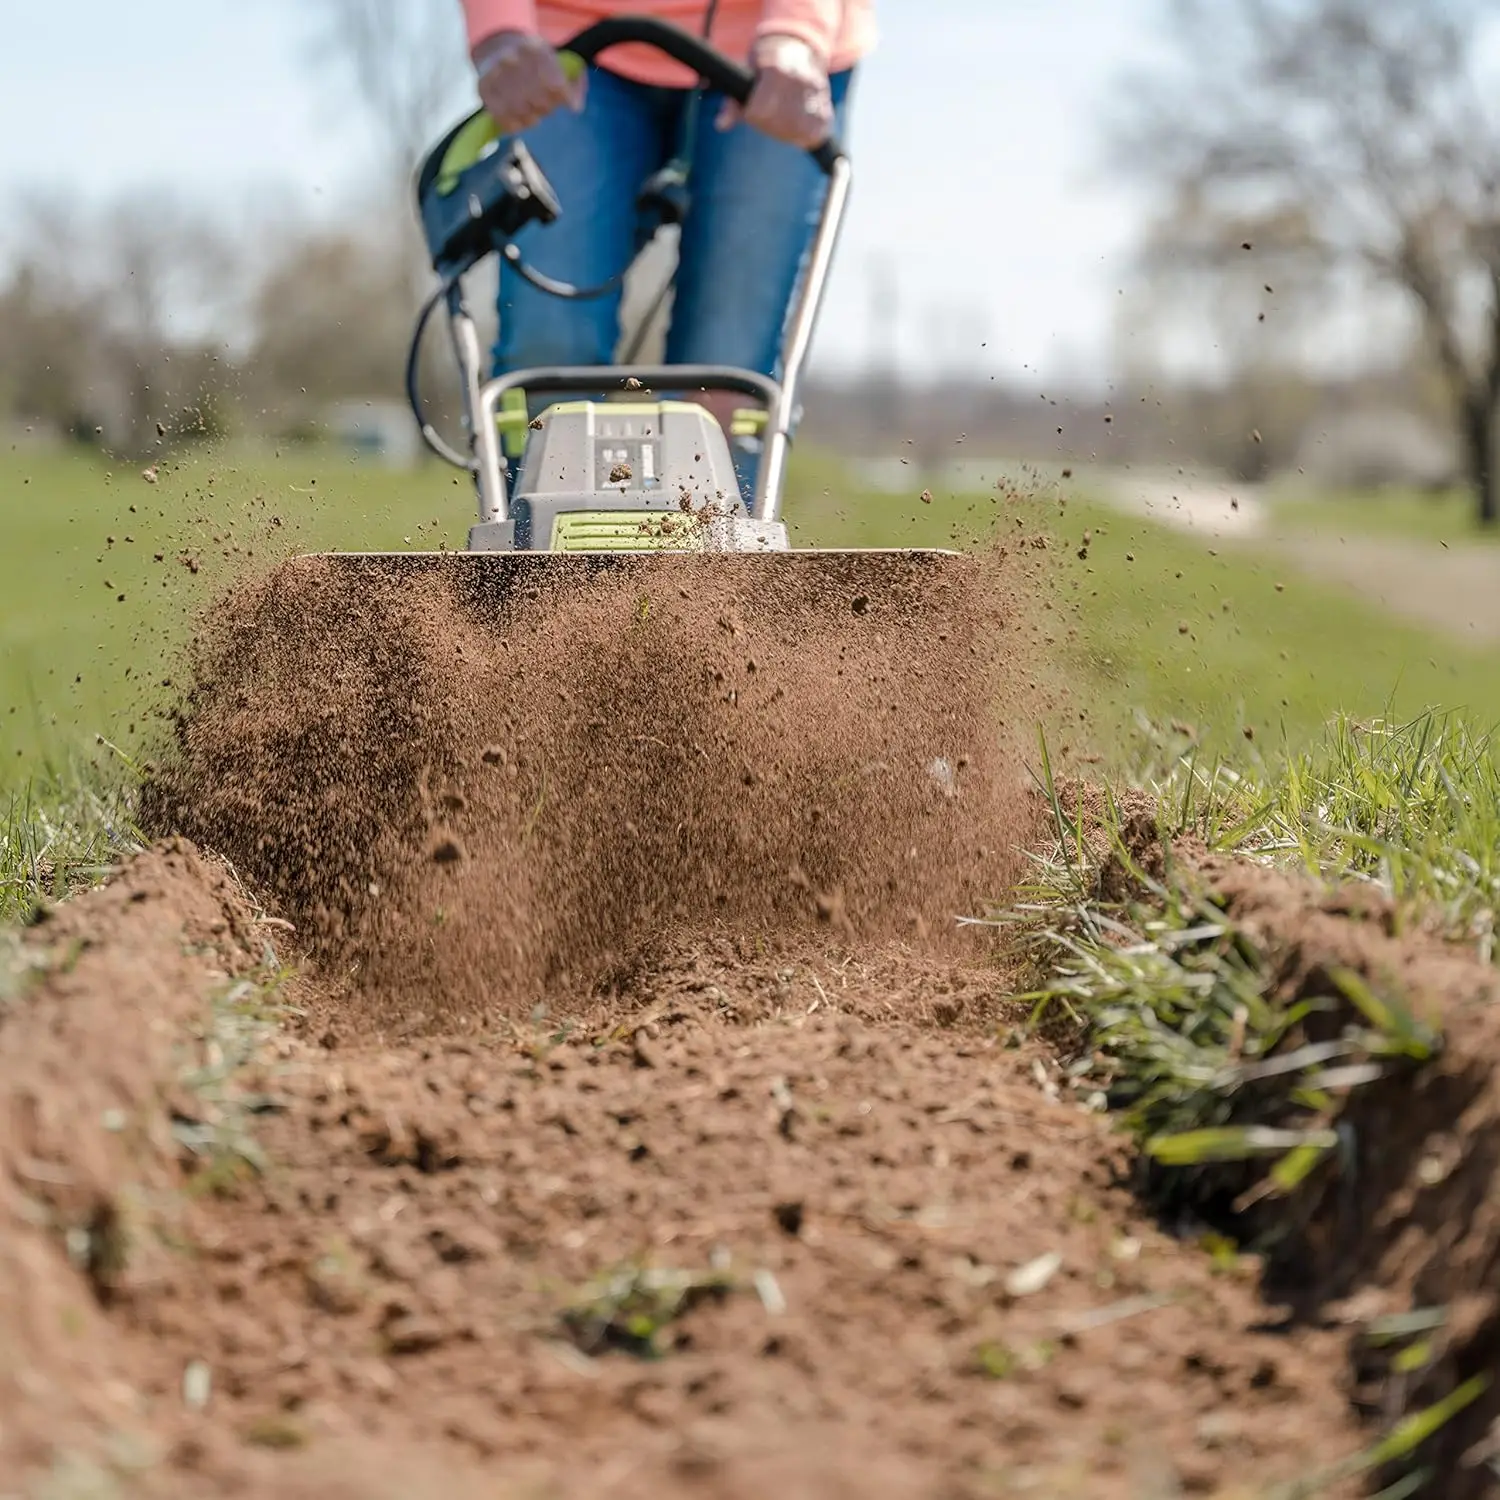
[472, 29, 586, 136]
[717, 33, 834, 149]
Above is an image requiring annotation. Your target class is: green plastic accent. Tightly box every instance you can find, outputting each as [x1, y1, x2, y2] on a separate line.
[499, 388, 529, 459]
[434, 51, 581, 197]
[550, 511, 708, 553]
[435, 111, 501, 196]
[730, 407, 769, 438]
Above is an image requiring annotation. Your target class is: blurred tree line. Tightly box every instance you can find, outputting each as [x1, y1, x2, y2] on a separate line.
[0, 188, 442, 458]
[1113, 0, 1500, 525]
[0, 0, 470, 462]
[4, 0, 1499, 529]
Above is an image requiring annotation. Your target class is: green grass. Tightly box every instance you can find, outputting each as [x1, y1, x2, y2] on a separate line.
[1055, 490, 1500, 765]
[559, 1259, 739, 1359]
[1011, 707, 1500, 1496]
[788, 469, 1500, 767]
[1265, 483, 1499, 547]
[0, 440, 467, 779]
[1, 761, 142, 924]
[1019, 710, 1495, 1206]
[8, 437, 1499, 784]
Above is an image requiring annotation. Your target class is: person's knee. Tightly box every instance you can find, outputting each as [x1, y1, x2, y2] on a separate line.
[495, 301, 616, 374]
[667, 314, 780, 377]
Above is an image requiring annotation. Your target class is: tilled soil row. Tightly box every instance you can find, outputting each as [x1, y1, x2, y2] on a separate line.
[0, 838, 1427, 1500]
[8, 546, 1500, 1496]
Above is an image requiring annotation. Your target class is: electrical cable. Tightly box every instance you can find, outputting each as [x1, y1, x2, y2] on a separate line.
[406, 273, 476, 470]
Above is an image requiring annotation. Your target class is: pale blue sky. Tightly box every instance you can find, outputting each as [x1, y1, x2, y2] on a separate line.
[2, 1, 1159, 384]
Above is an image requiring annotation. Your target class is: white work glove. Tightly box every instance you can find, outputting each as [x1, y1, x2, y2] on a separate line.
[472, 29, 586, 136]
[717, 34, 834, 149]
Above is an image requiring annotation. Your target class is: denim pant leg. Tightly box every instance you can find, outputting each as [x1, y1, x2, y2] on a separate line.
[667, 71, 856, 503]
[494, 68, 671, 380]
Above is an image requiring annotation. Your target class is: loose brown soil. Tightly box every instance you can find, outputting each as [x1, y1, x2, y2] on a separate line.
[140, 550, 1039, 1032]
[5, 550, 1500, 1497]
[4, 841, 1373, 1500]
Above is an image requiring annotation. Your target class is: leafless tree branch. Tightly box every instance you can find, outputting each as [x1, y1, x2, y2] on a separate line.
[305, 0, 471, 185]
[1110, 0, 1500, 520]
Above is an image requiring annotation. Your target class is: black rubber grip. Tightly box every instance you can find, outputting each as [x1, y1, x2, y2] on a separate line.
[490, 363, 781, 406]
[564, 17, 845, 174]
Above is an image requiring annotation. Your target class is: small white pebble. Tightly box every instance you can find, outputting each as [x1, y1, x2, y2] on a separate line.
[1006, 1251, 1063, 1298]
[183, 1360, 212, 1411]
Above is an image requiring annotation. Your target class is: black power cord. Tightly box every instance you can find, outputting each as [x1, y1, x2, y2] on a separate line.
[501, 243, 626, 301]
[407, 273, 475, 470]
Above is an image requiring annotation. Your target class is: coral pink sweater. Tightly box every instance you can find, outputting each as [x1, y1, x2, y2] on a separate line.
[460, 1, 875, 88]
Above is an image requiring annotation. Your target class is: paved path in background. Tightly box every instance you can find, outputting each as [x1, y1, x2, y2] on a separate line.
[1273, 533, 1500, 644]
[1098, 472, 1500, 646]
[1101, 472, 1268, 540]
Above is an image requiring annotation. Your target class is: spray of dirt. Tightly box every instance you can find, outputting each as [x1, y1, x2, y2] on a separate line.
[141, 546, 1043, 1031]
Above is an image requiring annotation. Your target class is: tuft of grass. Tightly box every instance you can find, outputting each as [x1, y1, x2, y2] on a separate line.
[173, 952, 298, 1197]
[1256, 712, 1500, 956]
[1, 761, 142, 924]
[559, 1259, 737, 1359]
[1267, 1372, 1492, 1500]
[241, 1413, 310, 1451]
[1015, 709, 1483, 1220]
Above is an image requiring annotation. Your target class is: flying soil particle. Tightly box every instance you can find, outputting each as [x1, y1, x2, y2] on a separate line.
[430, 836, 466, 866]
[142, 549, 1042, 1031]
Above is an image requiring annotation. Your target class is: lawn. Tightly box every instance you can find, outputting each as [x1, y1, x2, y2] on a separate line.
[0, 440, 467, 780]
[1265, 481, 1500, 547]
[4, 437, 1500, 789]
[788, 467, 1500, 768]
[1038, 491, 1500, 766]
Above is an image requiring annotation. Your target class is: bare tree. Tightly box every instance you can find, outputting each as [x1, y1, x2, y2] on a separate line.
[93, 193, 242, 450]
[0, 270, 103, 436]
[0, 190, 242, 454]
[305, 0, 471, 189]
[248, 227, 419, 410]
[1110, 0, 1500, 524]
[301, 0, 475, 339]
[0, 197, 106, 435]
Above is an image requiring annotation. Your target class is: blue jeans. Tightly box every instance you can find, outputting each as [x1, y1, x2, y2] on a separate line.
[494, 65, 854, 500]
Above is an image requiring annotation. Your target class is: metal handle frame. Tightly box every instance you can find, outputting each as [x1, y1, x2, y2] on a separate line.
[445, 152, 852, 528]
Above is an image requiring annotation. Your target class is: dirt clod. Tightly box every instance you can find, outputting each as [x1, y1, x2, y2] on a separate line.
[429, 835, 466, 866]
